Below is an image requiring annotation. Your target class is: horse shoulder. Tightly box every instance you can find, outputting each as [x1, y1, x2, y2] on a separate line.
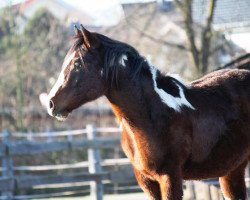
[120, 119, 152, 172]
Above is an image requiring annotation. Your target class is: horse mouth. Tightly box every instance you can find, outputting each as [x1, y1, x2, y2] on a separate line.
[48, 109, 70, 121]
[55, 113, 68, 121]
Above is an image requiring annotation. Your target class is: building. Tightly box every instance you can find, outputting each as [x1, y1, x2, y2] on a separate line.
[193, 0, 250, 52]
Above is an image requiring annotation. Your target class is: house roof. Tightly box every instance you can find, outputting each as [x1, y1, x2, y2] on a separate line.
[192, 0, 250, 29]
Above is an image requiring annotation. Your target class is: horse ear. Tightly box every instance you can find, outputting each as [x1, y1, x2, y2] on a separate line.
[80, 25, 98, 49]
[74, 25, 81, 36]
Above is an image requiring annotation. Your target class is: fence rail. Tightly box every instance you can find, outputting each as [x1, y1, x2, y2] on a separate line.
[9, 127, 122, 138]
[0, 125, 249, 200]
[0, 125, 137, 200]
[7, 158, 130, 172]
[2, 138, 120, 156]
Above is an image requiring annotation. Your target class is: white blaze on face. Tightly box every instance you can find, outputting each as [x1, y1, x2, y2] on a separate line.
[48, 51, 76, 100]
[47, 51, 76, 117]
[149, 65, 195, 112]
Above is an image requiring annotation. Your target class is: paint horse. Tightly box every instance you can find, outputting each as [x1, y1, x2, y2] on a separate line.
[47, 25, 250, 200]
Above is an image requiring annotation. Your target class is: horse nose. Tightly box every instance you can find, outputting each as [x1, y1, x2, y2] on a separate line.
[47, 99, 55, 117]
[49, 100, 54, 110]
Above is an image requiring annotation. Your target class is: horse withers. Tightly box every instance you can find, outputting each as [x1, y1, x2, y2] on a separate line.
[46, 25, 250, 200]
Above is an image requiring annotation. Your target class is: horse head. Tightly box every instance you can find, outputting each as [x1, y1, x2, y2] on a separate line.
[47, 25, 105, 121]
[47, 25, 145, 121]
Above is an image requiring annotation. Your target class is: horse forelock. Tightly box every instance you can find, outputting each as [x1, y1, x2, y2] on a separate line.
[69, 35, 85, 53]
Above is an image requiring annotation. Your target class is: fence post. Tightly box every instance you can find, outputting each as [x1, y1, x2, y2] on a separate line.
[113, 147, 120, 194]
[185, 181, 196, 200]
[2, 129, 14, 200]
[46, 128, 52, 142]
[27, 130, 33, 141]
[203, 183, 212, 200]
[87, 124, 103, 200]
[67, 128, 73, 141]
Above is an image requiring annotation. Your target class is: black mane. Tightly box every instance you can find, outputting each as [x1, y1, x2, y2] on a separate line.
[70, 33, 147, 87]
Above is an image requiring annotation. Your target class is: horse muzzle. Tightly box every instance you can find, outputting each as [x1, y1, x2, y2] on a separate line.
[47, 99, 69, 121]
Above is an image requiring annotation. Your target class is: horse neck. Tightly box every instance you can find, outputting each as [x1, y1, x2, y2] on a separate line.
[105, 64, 172, 132]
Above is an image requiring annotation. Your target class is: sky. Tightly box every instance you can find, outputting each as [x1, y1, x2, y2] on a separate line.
[0, 0, 156, 8]
[0, 0, 160, 27]
[0, 0, 125, 26]
[0, 0, 22, 7]
[0, 0, 122, 8]
[61, 0, 124, 26]
[229, 33, 250, 52]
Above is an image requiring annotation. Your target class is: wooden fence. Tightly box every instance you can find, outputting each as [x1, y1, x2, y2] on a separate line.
[0, 125, 249, 200]
[0, 125, 137, 200]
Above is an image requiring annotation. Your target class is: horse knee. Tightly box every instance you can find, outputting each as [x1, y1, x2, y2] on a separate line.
[158, 174, 183, 200]
[134, 169, 161, 200]
[219, 161, 247, 200]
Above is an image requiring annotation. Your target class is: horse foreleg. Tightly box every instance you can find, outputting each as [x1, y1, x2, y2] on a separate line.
[158, 170, 183, 200]
[134, 168, 161, 200]
[219, 161, 248, 200]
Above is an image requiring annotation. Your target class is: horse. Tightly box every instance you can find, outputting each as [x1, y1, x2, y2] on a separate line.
[46, 25, 250, 200]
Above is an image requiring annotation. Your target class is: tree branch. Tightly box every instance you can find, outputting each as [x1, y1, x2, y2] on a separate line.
[174, 0, 184, 12]
[200, 0, 217, 73]
[175, 0, 200, 70]
[127, 20, 188, 51]
[135, 4, 157, 47]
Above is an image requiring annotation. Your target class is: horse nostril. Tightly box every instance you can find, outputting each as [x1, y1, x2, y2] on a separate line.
[49, 100, 54, 110]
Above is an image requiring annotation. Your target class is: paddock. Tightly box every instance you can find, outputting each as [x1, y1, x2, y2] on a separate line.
[0, 125, 249, 200]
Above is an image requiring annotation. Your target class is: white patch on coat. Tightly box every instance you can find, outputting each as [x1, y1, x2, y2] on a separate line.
[119, 54, 127, 67]
[149, 65, 195, 112]
[168, 73, 189, 86]
[100, 69, 104, 76]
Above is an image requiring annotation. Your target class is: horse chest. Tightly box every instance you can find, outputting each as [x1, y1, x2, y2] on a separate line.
[121, 127, 157, 172]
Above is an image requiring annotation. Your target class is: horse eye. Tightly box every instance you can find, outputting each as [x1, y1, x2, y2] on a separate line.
[74, 62, 81, 69]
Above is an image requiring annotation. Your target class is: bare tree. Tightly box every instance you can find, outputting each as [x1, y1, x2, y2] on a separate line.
[175, 0, 217, 74]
